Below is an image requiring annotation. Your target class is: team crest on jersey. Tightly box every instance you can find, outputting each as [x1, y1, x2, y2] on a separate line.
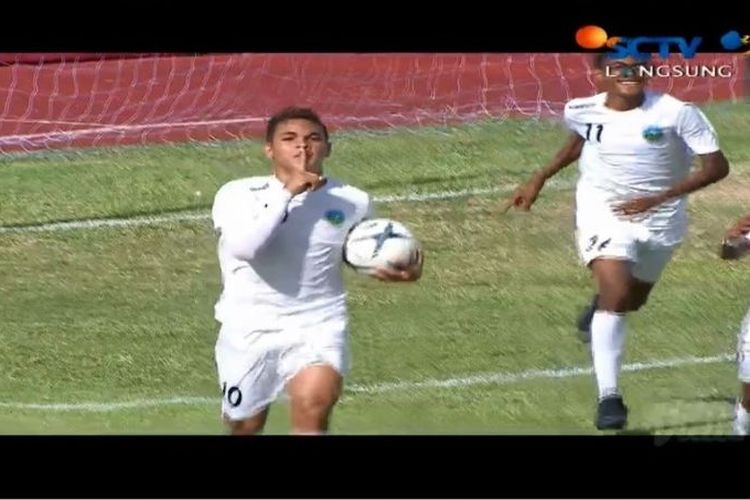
[325, 209, 346, 226]
[642, 126, 664, 142]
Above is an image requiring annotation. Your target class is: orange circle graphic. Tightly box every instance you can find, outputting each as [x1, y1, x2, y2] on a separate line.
[576, 26, 608, 49]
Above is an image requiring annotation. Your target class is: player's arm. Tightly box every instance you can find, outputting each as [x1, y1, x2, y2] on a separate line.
[372, 249, 423, 282]
[507, 131, 584, 211]
[216, 184, 293, 261]
[657, 151, 729, 200]
[614, 104, 729, 216]
[216, 171, 325, 261]
[531, 131, 585, 183]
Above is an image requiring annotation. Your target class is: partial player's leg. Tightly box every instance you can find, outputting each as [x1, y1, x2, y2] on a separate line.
[225, 408, 269, 435]
[281, 325, 348, 434]
[576, 293, 599, 343]
[574, 223, 630, 347]
[215, 324, 286, 436]
[627, 279, 655, 311]
[735, 309, 750, 435]
[574, 223, 647, 429]
[577, 283, 652, 343]
[587, 244, 674, 429]
[286, 364, 343, 434]
[576, 247, 669, 342]
[628, 244, 675, 312]
[575, 224, 629, 344]
[589, 257, 633, 430]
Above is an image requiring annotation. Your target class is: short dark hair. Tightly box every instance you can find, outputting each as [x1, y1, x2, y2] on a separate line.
[591, 52, 652, 70]
[265, 107, 329, 143]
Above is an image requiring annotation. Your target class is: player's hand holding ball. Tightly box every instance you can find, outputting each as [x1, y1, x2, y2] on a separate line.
[371, 248, 424, 282]
[344, 219, 423, 282]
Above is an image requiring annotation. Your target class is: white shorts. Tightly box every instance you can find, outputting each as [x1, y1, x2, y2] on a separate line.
[575, 218, 678, 284]
[214, 318, 349, 421]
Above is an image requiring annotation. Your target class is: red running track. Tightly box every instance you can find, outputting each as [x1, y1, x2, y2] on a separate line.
[0, 53, 744, 153]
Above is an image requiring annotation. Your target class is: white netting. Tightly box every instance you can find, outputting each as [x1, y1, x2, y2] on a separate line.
[0, 53, 745, 154]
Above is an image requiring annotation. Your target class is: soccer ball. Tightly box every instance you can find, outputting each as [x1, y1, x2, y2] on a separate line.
[343, 218, 420, 274]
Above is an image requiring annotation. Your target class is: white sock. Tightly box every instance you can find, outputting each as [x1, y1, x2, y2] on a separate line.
[591, 311, 627, 400]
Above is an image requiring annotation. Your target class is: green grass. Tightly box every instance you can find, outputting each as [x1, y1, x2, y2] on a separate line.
[1, 101, 749, 434]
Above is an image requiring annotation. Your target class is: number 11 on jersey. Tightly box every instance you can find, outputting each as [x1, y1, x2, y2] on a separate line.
[585, 123, 604, 142]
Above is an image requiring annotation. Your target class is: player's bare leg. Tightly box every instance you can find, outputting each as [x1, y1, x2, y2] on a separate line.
[287, 365, 342, 434]
[225, 408, 270, 435]
[588, 258, 631, 430]
[577, 277, 655, 343]
[627, 279, 655, 312]
[592, 258, 633, 312]
[577, 259, 633, 343]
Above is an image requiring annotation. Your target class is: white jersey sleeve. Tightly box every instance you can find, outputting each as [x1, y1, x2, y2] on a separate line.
[675, 103, 720, 155]
[212, 179, 293, 261]
[563, 96, 599, 139]
[563, 103, 581, 135]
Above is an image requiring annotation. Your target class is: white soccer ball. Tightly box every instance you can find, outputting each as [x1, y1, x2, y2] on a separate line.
[344, 218, 420, 274]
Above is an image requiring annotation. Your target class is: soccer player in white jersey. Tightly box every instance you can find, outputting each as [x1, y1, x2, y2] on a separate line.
[720, 214, 750, 435]
[507, 54, 729, 430]
[211, 107, 424, 435]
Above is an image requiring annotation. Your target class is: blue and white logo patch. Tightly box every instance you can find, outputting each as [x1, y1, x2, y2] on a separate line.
[325, 209, 345, 226]
[642, 125, 664, 142]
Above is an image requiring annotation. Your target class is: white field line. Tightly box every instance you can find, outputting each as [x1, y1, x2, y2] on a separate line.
[2, 176, 722, 413]
[347, 353, 734, 394]
[0, 179, 575, 235]
[0, 353, 733, 412]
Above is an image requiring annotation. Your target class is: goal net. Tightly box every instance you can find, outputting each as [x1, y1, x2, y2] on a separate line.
[0, 53, 744, 154]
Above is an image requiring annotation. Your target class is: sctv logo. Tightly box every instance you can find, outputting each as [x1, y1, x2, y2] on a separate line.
[609, 36, 702, 59]
[575, 26, 702, 59]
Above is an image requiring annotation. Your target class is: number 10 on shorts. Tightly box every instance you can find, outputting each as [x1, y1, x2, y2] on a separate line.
[221, 382, 243, 407]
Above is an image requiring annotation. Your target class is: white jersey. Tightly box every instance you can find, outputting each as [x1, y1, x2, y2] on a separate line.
[211, 175, 372, 330]
[564, 91, 720, 245]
